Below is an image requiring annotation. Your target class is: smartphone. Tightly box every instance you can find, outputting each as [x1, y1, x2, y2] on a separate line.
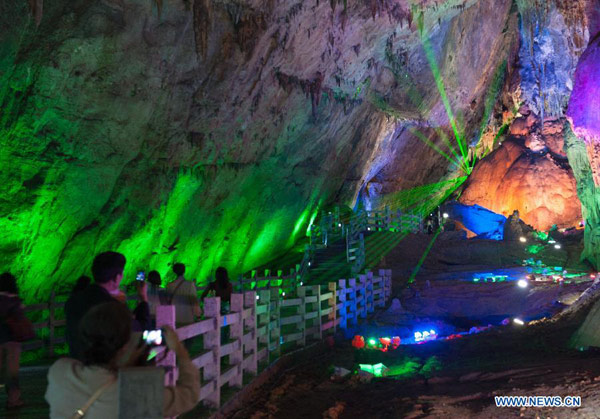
[143, 330, 163, 346]
[136, 271, 145, 282]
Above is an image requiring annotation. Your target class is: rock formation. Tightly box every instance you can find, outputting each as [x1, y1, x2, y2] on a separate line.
[0, 0, 599, 299]
[565, 26, 600, 268]
[459, 134, 582, 232]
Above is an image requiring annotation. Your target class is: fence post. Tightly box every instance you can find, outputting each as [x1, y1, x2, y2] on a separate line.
[269, 289, 281, 360]
[203, 297, 222, 408]
[258, 290, 270, 361]
[380, 269, 389, 302]
[338, 279, 347, 329]
[366, 271, 375, 313]
[156, 305, 176, 386]
[386, 269, 392, 302]
[48, 291, 55, 357]
[314, 285, 323, 340]
[354, 276, 366, 319]
[229, 294, 244, 388]
[243, 291, 258, 375]
[297, 286, 307, 347]
[348, 278, 360, 324]
[328, 282, 337, 334]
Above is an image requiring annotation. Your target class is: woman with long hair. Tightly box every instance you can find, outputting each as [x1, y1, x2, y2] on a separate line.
[0, 272, 26, 409]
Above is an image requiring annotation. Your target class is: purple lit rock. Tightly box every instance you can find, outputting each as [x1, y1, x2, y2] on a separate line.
[567, 36, 600, 142]
[567, 35, 600, 185]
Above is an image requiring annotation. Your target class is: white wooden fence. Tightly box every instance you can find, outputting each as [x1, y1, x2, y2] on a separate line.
[157, 269, 393, 408]
[22, 291, 66, 356]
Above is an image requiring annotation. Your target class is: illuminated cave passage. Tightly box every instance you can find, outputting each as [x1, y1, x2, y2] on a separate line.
[3, 0, 600, 417]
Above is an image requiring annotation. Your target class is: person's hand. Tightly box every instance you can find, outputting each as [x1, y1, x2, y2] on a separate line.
[162, 326, 188, 359]
[119, 333, 151, 368]
[136, 281, 148, 302]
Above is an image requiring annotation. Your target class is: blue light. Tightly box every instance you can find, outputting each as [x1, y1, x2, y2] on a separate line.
[442, 202, 506, 240]
[414, 329, 437, 342]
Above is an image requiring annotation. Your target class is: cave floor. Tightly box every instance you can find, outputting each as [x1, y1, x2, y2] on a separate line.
[232, 232, 598, 418]
[231, 317, 600, 419]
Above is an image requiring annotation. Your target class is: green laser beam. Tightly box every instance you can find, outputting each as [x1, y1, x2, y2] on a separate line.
[408, 227, 442, 284]
[410, 127, 464, 170]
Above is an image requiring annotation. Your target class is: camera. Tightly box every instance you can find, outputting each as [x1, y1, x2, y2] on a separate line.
[136, 271, 145, 282]
[143, 330, 163, 346]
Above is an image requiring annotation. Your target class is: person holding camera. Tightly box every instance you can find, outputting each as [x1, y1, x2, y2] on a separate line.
[45, 301, 200, 418]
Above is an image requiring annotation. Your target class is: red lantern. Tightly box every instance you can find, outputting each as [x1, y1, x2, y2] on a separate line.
[352, 335, 365, 349]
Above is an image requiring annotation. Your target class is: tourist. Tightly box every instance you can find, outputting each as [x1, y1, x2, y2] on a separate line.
[166, 263, 201, 327]
[201, 266, 233, 313]
[65, 251, 150, 361]
[45, 301, 200, 418]
[0, 273, 29, 409]
[71, 275, 91, 295]
[147, 270, 167, 317]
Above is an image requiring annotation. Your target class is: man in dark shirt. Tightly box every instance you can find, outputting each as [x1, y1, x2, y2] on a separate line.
[65, 251, 149, 360]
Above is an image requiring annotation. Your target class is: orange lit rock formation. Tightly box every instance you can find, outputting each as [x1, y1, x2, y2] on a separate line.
[460, 139, 581, 231]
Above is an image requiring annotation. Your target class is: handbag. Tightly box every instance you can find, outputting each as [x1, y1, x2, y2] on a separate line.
[5, 306, 35, 342]
[72, 378, 116, 419]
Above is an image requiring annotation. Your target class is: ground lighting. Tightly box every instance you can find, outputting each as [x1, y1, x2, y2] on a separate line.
[519, 237, 527, 243]
[517, 279, 528, 288]
[513, 318, 525, 325]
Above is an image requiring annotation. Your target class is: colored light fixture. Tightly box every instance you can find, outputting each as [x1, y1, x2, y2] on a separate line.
[358, 363, 388, 377]
[352, 335, 365, 349]
[414, 330, 437, 342]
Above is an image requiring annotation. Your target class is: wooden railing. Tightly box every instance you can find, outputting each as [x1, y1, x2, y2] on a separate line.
[23, 291, 67, 357]
[235, 267, 301, 294]
[342, 208, 422, 274]
[157, 269, 393, 408]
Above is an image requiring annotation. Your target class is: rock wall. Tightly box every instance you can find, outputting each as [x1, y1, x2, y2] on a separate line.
[0, 0, 521, 299]
[0, 0, 597, 298]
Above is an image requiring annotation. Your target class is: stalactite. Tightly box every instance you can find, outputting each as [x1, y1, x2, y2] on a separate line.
[27, 0, 43, 26]
[193, 0, 211, 60]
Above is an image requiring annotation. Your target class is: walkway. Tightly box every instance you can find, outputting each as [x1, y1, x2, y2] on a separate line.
[1, 366, 50, 418]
